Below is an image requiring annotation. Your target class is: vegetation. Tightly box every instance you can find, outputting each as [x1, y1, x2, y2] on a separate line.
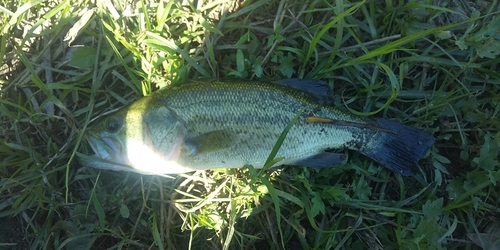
[1, 0, 499, 249]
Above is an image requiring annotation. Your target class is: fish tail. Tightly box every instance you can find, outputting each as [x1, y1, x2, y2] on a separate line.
[358, 119, 434, 176]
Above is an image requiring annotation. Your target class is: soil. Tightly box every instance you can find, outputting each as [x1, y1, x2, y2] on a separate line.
[0, 216, 30, 250]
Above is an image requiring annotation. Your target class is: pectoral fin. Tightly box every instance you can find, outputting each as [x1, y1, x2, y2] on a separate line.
[294, 151, 348, 168]
[183, 130, 239, 155]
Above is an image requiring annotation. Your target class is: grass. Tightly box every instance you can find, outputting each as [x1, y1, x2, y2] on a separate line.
[1, 0, 500, 249]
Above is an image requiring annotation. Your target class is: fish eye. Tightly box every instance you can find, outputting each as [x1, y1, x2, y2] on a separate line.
[106, 118, 122, 133]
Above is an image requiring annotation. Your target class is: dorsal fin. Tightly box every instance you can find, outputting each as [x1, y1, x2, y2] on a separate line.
[276, 78, 330, 97]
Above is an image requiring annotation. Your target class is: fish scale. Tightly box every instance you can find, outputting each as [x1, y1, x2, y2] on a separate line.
[160, 85, 337, 167]
[82, 79, 434, 176]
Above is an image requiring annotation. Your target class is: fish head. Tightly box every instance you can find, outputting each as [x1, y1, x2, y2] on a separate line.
[82, 96, 191, 174]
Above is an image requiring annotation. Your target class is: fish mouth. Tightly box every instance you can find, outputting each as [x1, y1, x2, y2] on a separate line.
[86, 133, 122, 162]
[81, 133, 140, 173]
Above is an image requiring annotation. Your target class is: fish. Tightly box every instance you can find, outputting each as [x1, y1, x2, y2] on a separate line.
[81, 79, 435, 176]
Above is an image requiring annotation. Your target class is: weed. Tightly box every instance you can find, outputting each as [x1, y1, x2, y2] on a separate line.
[1, 0, 499, 249]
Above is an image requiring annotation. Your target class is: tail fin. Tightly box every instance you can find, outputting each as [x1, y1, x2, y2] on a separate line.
[360, 119, 435, 176]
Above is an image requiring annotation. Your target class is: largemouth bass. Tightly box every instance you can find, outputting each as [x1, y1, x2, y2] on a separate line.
[82, 79, 434, 176]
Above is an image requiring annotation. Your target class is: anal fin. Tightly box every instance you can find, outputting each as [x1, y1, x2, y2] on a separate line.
[294, 151, 348, 168]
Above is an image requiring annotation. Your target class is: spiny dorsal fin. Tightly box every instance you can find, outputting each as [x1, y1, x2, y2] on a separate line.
[276, 78, 330, 96]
